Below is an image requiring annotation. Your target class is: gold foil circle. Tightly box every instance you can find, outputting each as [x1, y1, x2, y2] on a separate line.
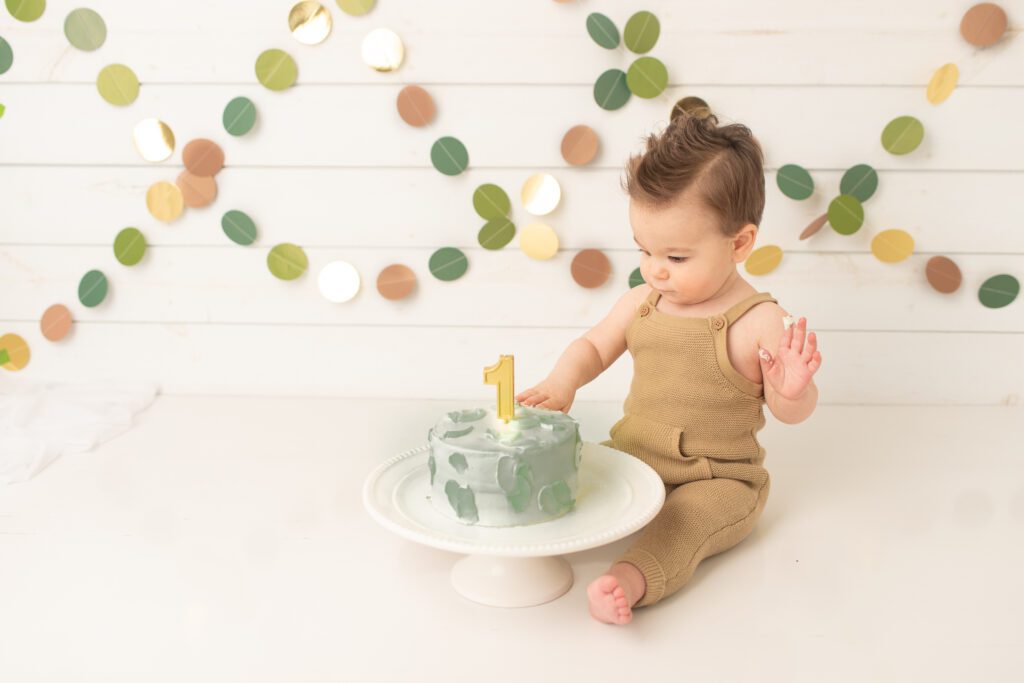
[521, 173, 561, 216]
[362, 28, 404, 72]
[176, 171, 218, 208]
[289, 1, 333, 45]
[132, 118, 175, 162]
[146, 181, 185, 222]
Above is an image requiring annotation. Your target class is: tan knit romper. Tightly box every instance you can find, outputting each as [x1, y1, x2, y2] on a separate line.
[599, 287, 776, 608]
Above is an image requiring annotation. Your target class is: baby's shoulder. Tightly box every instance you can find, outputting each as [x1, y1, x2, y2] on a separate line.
[742, 298, 793, 345]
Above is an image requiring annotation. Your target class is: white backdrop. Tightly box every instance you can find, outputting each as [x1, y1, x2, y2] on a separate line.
[1, 0, 1022, 404]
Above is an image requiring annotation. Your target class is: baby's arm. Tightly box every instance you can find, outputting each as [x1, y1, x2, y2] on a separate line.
[516, 285, 651, 412]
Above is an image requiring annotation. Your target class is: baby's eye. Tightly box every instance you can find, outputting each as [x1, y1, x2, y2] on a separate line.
[668, 256, 688, 263]
[637, 249, 649, 256]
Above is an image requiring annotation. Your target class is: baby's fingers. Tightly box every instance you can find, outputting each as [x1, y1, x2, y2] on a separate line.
[801, 330, 817, 363]
[807, 351, 822, 374]
[515, 388, 538, 402]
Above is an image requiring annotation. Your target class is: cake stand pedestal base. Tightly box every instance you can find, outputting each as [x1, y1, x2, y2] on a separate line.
[451, 554, 573, 607]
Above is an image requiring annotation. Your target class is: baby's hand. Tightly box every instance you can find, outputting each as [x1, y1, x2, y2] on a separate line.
[515, 378, 576, 413]
[758, 316, 822, 401]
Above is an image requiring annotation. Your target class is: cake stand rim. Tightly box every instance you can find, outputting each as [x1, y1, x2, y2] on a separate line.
[361, 441, 666, 557]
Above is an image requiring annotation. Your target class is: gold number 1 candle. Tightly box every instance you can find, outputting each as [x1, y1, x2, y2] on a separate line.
[483, 354, 515, 423]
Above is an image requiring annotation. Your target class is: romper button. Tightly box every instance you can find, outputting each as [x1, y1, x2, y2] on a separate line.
[638, 304, 651, 317]
[711, 316, 725, 330]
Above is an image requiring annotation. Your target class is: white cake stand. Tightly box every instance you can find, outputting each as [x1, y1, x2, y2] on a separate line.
[362, 441, 666, 608]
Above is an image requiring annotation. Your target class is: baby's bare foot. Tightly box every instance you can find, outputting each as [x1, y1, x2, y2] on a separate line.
[587, 574, 633, 625]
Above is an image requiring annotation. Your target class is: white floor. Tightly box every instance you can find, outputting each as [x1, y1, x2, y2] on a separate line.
[1, 396, 1022, 682]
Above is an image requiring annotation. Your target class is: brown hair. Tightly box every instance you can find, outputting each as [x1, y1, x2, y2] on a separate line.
[622, 97, 766, 237]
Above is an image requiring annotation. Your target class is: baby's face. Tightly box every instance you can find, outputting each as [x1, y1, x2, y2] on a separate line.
[629, 187, 757, 306]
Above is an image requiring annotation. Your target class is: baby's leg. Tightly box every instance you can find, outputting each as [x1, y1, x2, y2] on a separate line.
[616, 467, 770, 609]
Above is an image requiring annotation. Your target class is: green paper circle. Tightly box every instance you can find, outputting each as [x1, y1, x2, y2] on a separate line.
[223, 96, 257, 136]
[64, 8, 106, 51]
[78, 269, 108, 307]
[478, 218, 516, 250]
[626, 56, 668, 98]
[776, 164, 814, 200]
[255, 49, 297, 91]
[429, 247, 468, 282]
[267, 243, 308, 280]
[828, 194, 864, 235]
[221, 210, 258, 246]
[0, 103, 5, 119]
[594, 69, 631, 111]
[6, 0, 44, 22]
[96, 64, 139, 106]
[978, 274, 1019, 309]
[586, 13, 619, 49]
[881, 116, 924, 155]
[0, 36, 12, 75]
[840, 164, 878, 203]
[473, 183, 510, 220]
[114, 227, 146, 266]
[629, 267, 645, 288]
[431, 136, 469, 176]
[336, 0, 374, 16]
[623, 11, 660, 54]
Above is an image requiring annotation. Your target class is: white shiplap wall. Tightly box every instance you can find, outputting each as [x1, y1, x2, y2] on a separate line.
[1, 0, 1022, 404]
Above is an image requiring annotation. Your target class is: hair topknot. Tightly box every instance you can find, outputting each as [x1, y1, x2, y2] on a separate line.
[622, 96, 766, 237]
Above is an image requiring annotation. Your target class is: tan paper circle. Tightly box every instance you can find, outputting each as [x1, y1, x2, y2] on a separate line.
[176, 171, 218, 208]
[40, 303, 73, 341]
[397, 85, 435, 127]
[377, 263, 417, 300]
[960, 3, 1007, 47]
[561, 125, 599, 166]
[521, 173, 561, 215]
[799, 213, 829, 240]
[146, 181, 185, 222]
[182, 138, 225, 177]
[571, 249, 611, 288]
[520, 222, 559, 260]
[926, 256, 962, 294]
[132, 119, 175, 162]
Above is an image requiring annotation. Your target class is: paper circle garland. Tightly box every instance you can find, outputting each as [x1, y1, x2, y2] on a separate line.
[623, 11, 660, 54]
[881, 116, 924, 155]
[183, 139, 225, 177]
[146, 181, 184, 222]
[362, 28, 404, 72]
[521, 173, 561, 215]
[840, 164, 878, 203]
[473, 183, 510, 220]
[132, 119, 175, 162]
[520, 223, 559, 260]
[478, 218, 516, 250]
[176, 171, 217, 208]
[586, 13, 619, 50]
[289, 1, 332, 45]
[40, 304, 73, 342]
[222, 210, 258, 246]
[571, 249, 611, 288]
[960, 3, 1007, 47]
[927, 63, 959, 105]
[78, 270, 108, 307]
[0, 36, 11, 75]
[431, 137, 469, 176]
[626, 57, 668, 98]
[6, 0, 44, 22]
[96, 64, 139, 106]
[871, 229, 914, 263]
[337, 0, 375, 16]
[828, 195, 864, 235]
[223, 97, 257, 136]
[114, 227, 147, 266]
[594, 69, 630, 110]
[64, 8, 106, 51]
[745, 245, 783, 276]
[926, 256, 962, 294]
[268, 243, 309, 281]
[318, 261, 361, 303]
[0, 333, 30, 371]
[978, 274, 1019, 309]
[561, 125, 599, 166]
[377, 264, 416, 300]
[799, 213, 829, 241]
[629, 267, 645, 288]
[397, 85, 435, 127]
[776, 164, 814, 200]
[255, 49, 298, 91]
[429, 247, 468, 282]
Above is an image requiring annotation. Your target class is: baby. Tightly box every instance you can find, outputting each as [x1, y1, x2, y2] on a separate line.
[516, 100, 822, 625]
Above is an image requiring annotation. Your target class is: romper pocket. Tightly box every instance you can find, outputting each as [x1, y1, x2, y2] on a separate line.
[609, 413, 687, 460]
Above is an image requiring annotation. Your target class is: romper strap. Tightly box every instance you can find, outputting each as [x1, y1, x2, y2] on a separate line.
[645, 287, 662, 307]
[723, 292, 777, 325]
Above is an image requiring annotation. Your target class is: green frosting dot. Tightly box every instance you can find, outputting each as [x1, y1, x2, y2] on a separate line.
[443, 425, 474, 439]
[444, 480, 478, 523]
[497, 456, 534, 513]
[448, 452, 468, 474]
[447, 408, 485, 423]
[539, 480, 575, 516]
[428, 454, 436, 486]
